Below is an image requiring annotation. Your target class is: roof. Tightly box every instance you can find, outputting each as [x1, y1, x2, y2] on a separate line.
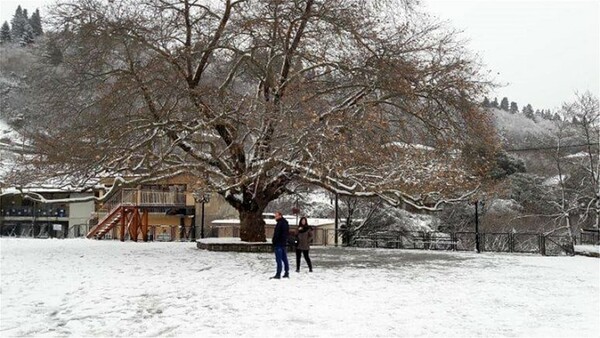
[212, 215, 336, 227]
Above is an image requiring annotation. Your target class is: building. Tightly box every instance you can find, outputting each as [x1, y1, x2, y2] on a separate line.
[88, 175, 238, 242]
[0, 186, 95, 238]
[211, 213, 343, 245]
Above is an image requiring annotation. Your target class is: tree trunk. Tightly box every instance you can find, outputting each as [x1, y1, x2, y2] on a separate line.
[239, 209, 267, 242]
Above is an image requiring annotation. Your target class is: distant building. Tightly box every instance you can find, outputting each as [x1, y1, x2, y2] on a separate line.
[211, 213, 342, 245]
[0, 186, 95, 238]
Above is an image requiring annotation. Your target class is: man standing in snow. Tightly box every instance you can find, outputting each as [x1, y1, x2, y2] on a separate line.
[270, 211, 290, 279]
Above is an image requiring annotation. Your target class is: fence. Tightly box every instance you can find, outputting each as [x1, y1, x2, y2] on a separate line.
[580, 230, 599, 245]
[100, 189, 186, 212]
[350, 231, 575, 256]
[0, 223, 90, 239]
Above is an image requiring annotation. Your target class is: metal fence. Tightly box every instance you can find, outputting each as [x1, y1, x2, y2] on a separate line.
[350, 231, 575, 256]
[580, 231, 599, 245]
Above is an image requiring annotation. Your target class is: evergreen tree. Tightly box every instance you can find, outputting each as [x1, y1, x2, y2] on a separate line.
[0, 21, 11, 44]
[553, 113, 562, 121]
[522, 104, 534, 120]
[491, 97, 499, 108]
[572, 116, 579, 124]
[29, 9, 43, 36]
[23, 9, 28, 20]
[482, 96, 490, 107]
[10, 6, 26, 42]
[500, 97, 509, 111]
[509, 101, 518, 114]
[20, 22, 34, 46]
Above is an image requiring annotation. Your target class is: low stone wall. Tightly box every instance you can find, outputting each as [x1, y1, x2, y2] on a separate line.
[197, 241, 274, 252]
[574, 245, 600, 258]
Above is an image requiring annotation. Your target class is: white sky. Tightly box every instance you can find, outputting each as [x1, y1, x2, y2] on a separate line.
[425, 0, 599, 110]
[0, 0, 598, 111]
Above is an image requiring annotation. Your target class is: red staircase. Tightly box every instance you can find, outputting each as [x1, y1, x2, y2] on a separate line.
[86, 188, 184, 241]
[86, 205, 123, 239]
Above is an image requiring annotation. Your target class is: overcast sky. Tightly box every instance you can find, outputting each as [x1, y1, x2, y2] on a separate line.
[1, 0, 598, 111]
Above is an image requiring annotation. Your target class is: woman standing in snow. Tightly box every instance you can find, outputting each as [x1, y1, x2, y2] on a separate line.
[295, 217, 313, 272]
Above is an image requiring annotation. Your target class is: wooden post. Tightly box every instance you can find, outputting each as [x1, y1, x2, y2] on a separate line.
[119, 207, 126, 241]
[142, 209, 149, 242]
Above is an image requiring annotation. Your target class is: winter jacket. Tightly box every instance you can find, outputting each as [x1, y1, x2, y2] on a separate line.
[296, 226, 313, 251]
[272, 217, 289, 247]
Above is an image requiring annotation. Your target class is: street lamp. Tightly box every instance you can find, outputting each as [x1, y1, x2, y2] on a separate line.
[474, 200, 485, 253]
[192, 191, 211, 239]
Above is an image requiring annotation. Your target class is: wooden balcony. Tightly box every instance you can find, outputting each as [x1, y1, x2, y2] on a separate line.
[101, 188, 188, 212]
[87, 188, 192, 240]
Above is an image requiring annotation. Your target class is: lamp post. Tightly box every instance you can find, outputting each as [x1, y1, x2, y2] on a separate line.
[334, 193, 339, 247]
[474, 200, 484, 253]
[193, 191, 211, 239]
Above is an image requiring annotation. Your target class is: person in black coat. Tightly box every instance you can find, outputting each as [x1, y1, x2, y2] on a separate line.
[270, 211, 290, 279]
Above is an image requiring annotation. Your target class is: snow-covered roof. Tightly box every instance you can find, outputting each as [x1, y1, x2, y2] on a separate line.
[212, 215, 336, 227]
[0, 186, 92, 194]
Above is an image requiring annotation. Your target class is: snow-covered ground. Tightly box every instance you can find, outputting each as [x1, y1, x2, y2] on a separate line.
[1, 239, 598, 337]
[575, 245, 600, 257]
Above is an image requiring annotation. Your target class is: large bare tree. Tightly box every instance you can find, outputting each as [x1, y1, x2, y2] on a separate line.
[13, 0, 497, 241]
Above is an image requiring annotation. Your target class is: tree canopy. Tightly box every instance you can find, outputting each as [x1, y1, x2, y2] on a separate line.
[13, 0, 497, 241]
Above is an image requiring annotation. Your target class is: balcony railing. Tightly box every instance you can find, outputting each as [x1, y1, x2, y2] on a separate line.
[100, 188, 187, 212]
[1, 207, 68, 218]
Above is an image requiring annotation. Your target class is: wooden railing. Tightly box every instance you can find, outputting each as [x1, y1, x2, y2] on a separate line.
[100, 189, 187, 212]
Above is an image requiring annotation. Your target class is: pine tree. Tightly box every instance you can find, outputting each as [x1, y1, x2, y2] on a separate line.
[553, 113, 562, 121]
[20, 22, 34, 46]
[491, 97, 499, 108]
[522, 104, 534, 120]
[0, 21, 11, 44]
[10, 6, 26, 42]
[29, 9, 43, 36]
[23, 9, 28, 20]
[509, 101, 518, 114]
[572, 116, 579, 124]
[482, 97, 490, 107]
[500, 97, 509, 111]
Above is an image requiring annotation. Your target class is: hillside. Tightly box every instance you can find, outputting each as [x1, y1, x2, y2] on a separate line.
[490, 107, 556, 148]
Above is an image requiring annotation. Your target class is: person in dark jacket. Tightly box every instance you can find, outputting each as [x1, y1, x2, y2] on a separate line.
[295, 217, 313, 272]
[270, 211, 290, 279]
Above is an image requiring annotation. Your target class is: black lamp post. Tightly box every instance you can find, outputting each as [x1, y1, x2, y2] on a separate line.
[334, 193, 339, 247]
[193, 191, 211, 239]
[474, 200, 485, 253]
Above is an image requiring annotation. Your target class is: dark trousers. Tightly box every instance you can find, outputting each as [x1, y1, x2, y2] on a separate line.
[295, 249, 312, 271]
[274, 246, 289, 277]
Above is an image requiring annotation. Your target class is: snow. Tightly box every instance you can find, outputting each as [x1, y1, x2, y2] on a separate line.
[212, 216, 335, 227]
[197, 237, 271, 244]
[543, 174, 568, 186]
[574, 245, 600, 257]
[565, 151, 588, 159]
[386, 142, 435, 151]
[487, 198, 523, 213]
[1, 239, 598, 337]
